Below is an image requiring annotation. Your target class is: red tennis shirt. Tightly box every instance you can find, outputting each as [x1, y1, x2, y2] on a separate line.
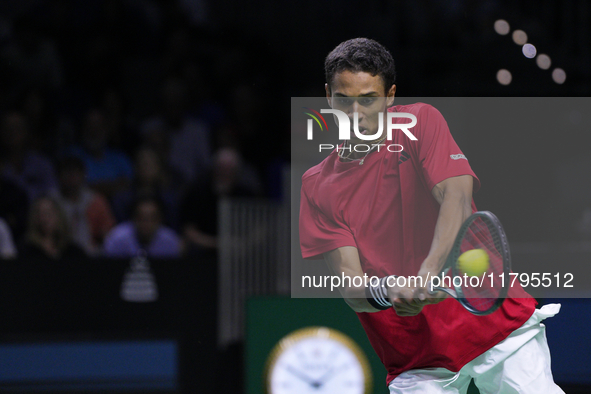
[299, 102, 536, 385]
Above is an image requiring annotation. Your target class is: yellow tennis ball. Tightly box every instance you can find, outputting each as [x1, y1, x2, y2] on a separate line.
[458, 249, 490, 277]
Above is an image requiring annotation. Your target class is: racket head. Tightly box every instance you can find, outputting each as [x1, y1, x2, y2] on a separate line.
[448, 211, 511, 315]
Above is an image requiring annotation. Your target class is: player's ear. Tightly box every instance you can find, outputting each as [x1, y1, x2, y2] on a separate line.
[325, 83, 333, 107]
[386, 84, 396, 107]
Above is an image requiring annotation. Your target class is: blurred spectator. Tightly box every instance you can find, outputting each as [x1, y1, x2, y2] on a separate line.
[112, 147, 180, 230]
[100, 87, 138, 156]
[162, 27, 194, 77]
[177, 0, 209, 27]
[68, 108, 134, 198]
[0, 217, 17, 259]
[19, 196, 87, 261]
[51, 156, 116, 256]
[141, 76, 211, 187]
[0, 175, 29, 243]
[76, 0, 145, 91]
[20, 88, 57, 154]
[104, 194, 181, 258]
[0, 111, 58, 202]
[0, 14, 64, 94]
[181, 147, 260, 252]
[222, 83, 281, 191]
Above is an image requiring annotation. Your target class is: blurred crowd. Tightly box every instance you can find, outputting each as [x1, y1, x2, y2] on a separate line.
[0, 0, 287, 261]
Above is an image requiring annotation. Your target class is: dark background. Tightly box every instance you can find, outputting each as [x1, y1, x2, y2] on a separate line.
[1, 0, 589, 238]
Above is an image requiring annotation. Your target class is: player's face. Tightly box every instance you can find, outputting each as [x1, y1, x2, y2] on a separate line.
[326, 71, 396, 143]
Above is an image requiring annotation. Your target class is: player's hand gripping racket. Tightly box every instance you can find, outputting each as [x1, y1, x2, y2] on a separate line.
[428, 211, 511, 315]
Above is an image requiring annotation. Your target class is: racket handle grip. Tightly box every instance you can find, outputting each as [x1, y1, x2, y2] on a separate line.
[428, 286, 457, 298]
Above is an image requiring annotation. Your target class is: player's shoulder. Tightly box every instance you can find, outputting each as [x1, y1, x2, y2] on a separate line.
[390, 102, 448, 140]
[301, 154, 334, 199]
[302, 163, 321, 181]
[301, 155, 332, 183]
[388, 102, 444, 118]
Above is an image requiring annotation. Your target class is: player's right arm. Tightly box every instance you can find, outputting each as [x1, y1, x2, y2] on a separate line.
[323, 246, 375, 312]
[323, 246, 421, 315]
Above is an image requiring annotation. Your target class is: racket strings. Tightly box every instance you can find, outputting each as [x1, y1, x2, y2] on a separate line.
[457, 217, 506, 312]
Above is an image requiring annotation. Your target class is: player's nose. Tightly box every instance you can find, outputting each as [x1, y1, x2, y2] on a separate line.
[347, 101, 364, 123]
[344, 100, 359, 115]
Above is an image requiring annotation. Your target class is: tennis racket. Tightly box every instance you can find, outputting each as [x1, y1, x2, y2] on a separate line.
[428, 211, 511, 315]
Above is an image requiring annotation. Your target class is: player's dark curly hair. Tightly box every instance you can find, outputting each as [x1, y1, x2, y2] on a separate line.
[325, 38, 396, 94]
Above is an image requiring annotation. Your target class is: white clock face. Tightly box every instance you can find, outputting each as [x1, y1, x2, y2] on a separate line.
[269, 332, 367, 393]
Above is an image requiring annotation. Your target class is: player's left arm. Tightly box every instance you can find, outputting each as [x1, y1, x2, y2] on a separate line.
[421, 174, 474, 277]
[400, 174, 474, 310]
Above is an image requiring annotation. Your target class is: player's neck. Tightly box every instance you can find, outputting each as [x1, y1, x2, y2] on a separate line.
[338, 136, 386, 162]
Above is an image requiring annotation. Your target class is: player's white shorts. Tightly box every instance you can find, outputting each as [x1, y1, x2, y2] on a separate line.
[388, 303, 564, 394]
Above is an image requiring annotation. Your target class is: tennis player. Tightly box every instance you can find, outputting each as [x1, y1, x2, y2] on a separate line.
[299, 38, 564, 393]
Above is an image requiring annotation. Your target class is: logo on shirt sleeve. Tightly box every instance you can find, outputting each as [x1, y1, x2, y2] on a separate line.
[398, 150, 411, 164]
[450, 154, 467, 160]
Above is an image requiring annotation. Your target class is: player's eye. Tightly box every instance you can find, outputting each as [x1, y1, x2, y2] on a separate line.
[337, 98, 353, 106]
[360, 97, 376, 106]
